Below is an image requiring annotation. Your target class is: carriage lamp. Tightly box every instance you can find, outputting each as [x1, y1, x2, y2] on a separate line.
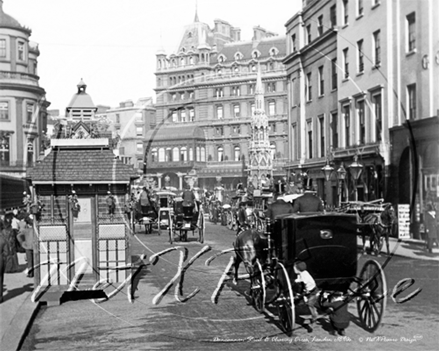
[337, 164, 347, 181]
[348, 154, 363, 181]
[321, 162, 334, 182]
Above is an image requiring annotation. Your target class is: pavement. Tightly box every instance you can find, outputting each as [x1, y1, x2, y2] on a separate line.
[0, 235, 438, 351]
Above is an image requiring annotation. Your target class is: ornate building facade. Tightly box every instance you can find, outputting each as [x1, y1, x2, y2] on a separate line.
[284, 0, 438, 236]
[148, 13, 288, 190]
[0, 0, 50, 179]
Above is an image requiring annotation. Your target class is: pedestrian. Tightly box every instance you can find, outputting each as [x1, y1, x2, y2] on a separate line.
[0, 232, 8, 303]
[237, 202, 250, 234]
[106, 191, 116, 219]
[69, 190, 80, 220]
[265, 192, 294, 221]
[424, 203, 438, 253]
[322, 292, 350, 336]
[294, 261, 319, 325]
[139, 187, 152, 214]
[17, 216, 34, 278]
[22, 191, 31, 212]
[182, 185, 196, 209]
[1, 212, 19, 273]
[292, 186, 324, 213]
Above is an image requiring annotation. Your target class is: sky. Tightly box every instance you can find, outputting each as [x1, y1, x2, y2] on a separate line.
[4, 0, 302, 112]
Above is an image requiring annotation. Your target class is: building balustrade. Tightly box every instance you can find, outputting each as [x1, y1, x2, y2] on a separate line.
[0, 70, 39, 86]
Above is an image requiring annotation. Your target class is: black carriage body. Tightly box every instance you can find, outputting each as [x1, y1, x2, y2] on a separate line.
[272, 213, 358, 292]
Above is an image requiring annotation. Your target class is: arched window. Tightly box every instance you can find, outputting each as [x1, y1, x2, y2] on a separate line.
[180, 57, 185, 66]
[158, 148, 165, 162]
[173, 147, 179, 162]
[217, 146, 224, 162]
[152, 148, 158, 162]
[234, 146, 240, 161]
[270, 143, 276, 160]
[180, 147, 187, 161]
[201, 147, 206, 162]
[189, 147, 194, 161]
[196, 146, 200, 161]
[166, 148, 172, 162]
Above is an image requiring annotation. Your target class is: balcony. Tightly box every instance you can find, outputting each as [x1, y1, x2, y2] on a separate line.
[0, 71, 40, 86]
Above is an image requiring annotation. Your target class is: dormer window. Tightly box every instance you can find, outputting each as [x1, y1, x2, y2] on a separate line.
[252, 50, 260, 59]
[269, 47, 278, 56]
[234, 52, 243, 61]
[218, 55, 226, 63]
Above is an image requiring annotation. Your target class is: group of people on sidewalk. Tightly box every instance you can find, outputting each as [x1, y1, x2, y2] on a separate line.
[0, 208, 35, 303]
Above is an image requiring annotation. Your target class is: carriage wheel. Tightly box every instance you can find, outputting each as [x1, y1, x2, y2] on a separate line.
[356, 259, 387, 332]
[250, 259, 266, 313]
[276, 262, 295, 336]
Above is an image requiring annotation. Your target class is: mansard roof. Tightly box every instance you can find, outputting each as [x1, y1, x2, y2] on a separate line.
[145, 125, 205, 143]
[219, 36, 286, 62]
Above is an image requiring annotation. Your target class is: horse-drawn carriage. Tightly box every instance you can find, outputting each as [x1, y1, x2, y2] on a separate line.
[170, 199, 205, 244]
[233, 212, 387, 336]
[132, 199, 159, 235]
[340, 200, 396, 256]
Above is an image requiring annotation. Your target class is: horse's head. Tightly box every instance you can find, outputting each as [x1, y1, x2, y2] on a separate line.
[382, 204, 396, 225]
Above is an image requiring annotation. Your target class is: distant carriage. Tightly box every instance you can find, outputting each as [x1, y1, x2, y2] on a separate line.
[340, 200, 396, 256]
[171, 199, 205, 244]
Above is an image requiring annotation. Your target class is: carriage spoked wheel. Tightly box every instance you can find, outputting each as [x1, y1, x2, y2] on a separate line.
[276, 262, 295, 336]
[250, 259, 266, 313]
[356, 259, 387, 332]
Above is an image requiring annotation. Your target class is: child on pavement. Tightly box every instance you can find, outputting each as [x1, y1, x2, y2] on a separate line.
[294, 261, 319, 324]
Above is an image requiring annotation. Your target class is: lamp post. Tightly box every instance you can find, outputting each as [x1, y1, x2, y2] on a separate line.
[321, 147, 334, 206]
[336, 163, 347, 206]
[348, 154, 363, 201]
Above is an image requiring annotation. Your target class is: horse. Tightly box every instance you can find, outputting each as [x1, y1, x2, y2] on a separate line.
[360, 204, 396, 256]
[232, 228, 268, 285]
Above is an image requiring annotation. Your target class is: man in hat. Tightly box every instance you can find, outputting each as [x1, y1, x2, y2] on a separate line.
[236, 201, 250, 234]
[292, 186, 324, 213]
[17, 216, 34, 277]
[265, 192, 294, 221]
[106, 191, 116, 218]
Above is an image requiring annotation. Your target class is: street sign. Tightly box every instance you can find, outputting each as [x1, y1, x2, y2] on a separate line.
[398, 204, 411, 239]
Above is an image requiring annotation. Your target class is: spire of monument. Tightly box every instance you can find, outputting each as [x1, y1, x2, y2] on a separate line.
[194, 0, 199, 22]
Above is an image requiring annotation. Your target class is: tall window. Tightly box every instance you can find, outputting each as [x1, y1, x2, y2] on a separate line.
[318, 66, 324, 96]
[26, 104, 33, 123]
[173, 147, 179, 162]
[307, 121, 313, 159]
[0, 137, 10, 166]
[332, 59, 337, 90]
[216, 88, 224, 98]
[373, 30, 381, 65]
[234, 146, 240, 161]
[189, 108, 195, 122]
[317, 15, 323, 36]
[306, 73, 312, 101]
[357, 100, 365, 144]
[357, 0, 363, 16]
[343, 48, 349, 78]
[407, 84, 416, 120]
[189, 147, 193, 161]
[407, 12, 416, 52]
[248, 84, 255, 95]
[172, 110, 178, 122]
[232, 86, 240, 96]
[216, 105, 223, 119]
[196, 146, 201, 161]
[0, 101, 9, 120]
[135, 112, 143, 122]
[331, 112, 338, 148]
[372, 92, 382, 141]
[17, 40, 25, 61]
[116, 113, 120, 123]
[181, 110, 187, 122]
[319, 116, 325, 157]
[268, 101, 276, 116]
[152, 148, 157, 162]
[250, 103, 255, 115]
[233, 104, 240, 118]
[357, 40, 364, 73]
[165, 148, 172, 162]
[343, 105, 350, 146]
[343, 0, 349, 25]
[306, 24, 311, 44]
[0, 39, 5, 58]
[291, 33, 297, 52]
[136, 142, 143, 154]
[217, 146, 224, 161]
[330, 5, 337, 27]
[27, 140, 34, 166]
[201, 147, 206, 161]
[158, 148, 165, 162]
